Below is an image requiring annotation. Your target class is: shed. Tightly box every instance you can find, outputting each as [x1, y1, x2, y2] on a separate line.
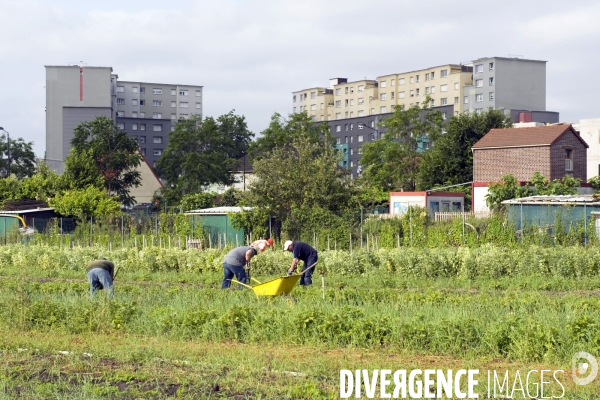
[389, 192, 465, 217]
[0, 208, 58, 233]
[503, 195, 600, 233]
[184, 207, 250, 246]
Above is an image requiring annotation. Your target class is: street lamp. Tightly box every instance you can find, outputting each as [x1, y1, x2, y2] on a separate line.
[0, 127, 9, 177]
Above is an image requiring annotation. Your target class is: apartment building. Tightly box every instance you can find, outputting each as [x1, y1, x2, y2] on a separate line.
[45, 64, 203, 173]
[572, 118, 600, 179]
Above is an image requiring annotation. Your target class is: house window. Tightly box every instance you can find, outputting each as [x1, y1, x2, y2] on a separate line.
[180, 90, 188, 96]
[139, 136, 146, 144]
[196, 90, 202, 97]
[171, 89, 176, 95]
[371, 133, 376, 140]
[336, 100, 341, 107]
[475, 108, 483, 114]
[489, 62, 494, 71]
[431, 72, 435, 79]
[171, 113, 177, 120]
[132, 99, 138, 106]
[464, 96, 469, 104]
[350, 123, 354, 130]
[117, 123, 125, 129]
[140, 124, 146, 132]
[565, 149, 573, 171]
[350, 112, 354, 118]
[140, 100, 145, 106]
[336, 113, 341, 120]
[117, 86, 125, 93]
[476, 94, 483, 102]
[140, 87, 146, 94]
[132, 112, 138, 118]
[489, 92, 494, 101]
[345, 99, 349, 106]
[489, 77, 494, 86]
[399, 78, 405, 85]
[311, 104, 316, 111]
[440, 84, 448, 92]
[180, 114, 188, 119]
[358, 110, 364, 117]
[117, 98, 125, 105]
[336, 88, 341, 95]
[196, 102, 201, 109]
[358, 85, 364, 92]
[441, 98, 447, 105]
[442, 112, 447, 120]
[476, 79, 483, 87]
[350, 87, 354, 93]
[441, 69, 448, 78]
[415, 75, 420, 83]
[358, 98, 364, 105]
[152, 88, 162, 94]
[153, 136, 163, 143]
[454, 97, 459, 104]
[180, 102, 189, 108]
[475, 64, 483, 73]
[425, 73, 430, 81]
[431, 99, 435, 106]
[152, 113, 162, 119]
[132, 123, 138, 131]
[345, 136, 349, 144]
[140, 112, 145, 118]
[140, 148, 146, 155]
[380, 81, 387, 88]
[311, 91, 316, 99]
[153, 125, 162, 132]
[381, 93, 387, 100]
[410, 77, 414, 84]
[345, 112, 349, 118]
[336, 125, 341, 132]
[132, 87, 138, 93]
[351, 148, 354, 155]
[293, 107, 296, 113]
[153, 149, 162, 156]
[117, 111, 124, 117]
[171, 101, 176, 107]
[350, 99, 355, 106]
[431, 86, 435, 94]
[380, 106, 387, 113]
[425, 87, 430, 95]
[391, 79, 395, 86]
[391, 92, 395, 100]
[153, 100, 162, 106]
[358, 135, 363, 142]
[399, 91, 405, 99]
[454, 82, 459, 90]
[345, 87, 349, 94]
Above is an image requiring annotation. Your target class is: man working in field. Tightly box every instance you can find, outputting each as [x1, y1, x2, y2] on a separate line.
[221, 245, 260, 289]
[283, 240, 318, 286]
[251, 238, 274, 252]
[86, 258, 115, 298]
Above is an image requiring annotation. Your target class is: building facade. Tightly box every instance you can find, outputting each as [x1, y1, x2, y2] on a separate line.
[572, 119, 600, 179]
[45, 64, 203, 172]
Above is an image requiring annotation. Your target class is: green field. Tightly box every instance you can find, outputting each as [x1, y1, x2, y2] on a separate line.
[1, 244, 599, 398]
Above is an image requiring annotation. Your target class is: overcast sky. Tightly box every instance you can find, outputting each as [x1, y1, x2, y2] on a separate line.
[1, 0, 599, 157]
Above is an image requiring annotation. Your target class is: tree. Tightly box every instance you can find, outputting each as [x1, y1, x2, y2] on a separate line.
[71, 116, 142, 206]
[63, 148, 104, 191]
[179, 192, 216, 211]
[417, 109, 513, 191]
[220, 187, 242, 206]
[0, 133, 36, 179]
[156, 112, 253, 205]
[359, 97, 443, 192]
[19, 162, 66, 202]
[248, 112, 334, 159]
[49, 186, 122, 218]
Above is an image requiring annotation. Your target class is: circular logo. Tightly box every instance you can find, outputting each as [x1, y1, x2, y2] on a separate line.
[572, 351, 598, 386]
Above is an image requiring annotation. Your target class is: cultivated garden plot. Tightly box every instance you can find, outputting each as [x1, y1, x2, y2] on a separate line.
[0, 244, 599, 398]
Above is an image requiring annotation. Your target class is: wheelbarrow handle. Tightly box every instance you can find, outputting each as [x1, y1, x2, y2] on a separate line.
[299, 262, 318, 275]
[229, 278, 253, 289]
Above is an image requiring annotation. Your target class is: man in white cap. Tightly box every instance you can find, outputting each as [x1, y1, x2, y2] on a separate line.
[283, 240, 318, 286]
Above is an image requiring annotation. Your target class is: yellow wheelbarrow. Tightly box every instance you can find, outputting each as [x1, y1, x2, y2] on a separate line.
[231, 275, 301, 297]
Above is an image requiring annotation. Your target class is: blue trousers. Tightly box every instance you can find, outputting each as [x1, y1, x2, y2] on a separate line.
[300, 256, 317, 286]
[87, 268, 114, 298]
[221, 262, 248, 289]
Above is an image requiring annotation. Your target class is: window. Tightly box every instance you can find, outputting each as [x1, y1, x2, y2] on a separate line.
[345, 99, 349, 106]
[358, 110, 364, 117]
[350, 112, 354, 118]
[336, 88, 341, 95]
[350, 99, 354, 106]
[475, 108, 483, 114]
[464, 96, 469, 104]
[132, 123, 138, 131]
[152, 88, 162, 94]
[380, 106, 387, 113]
[335, 100, 341, 107]
[140, 124, 146, 132]
[350, 87, 354, 93]
[431, 86, 435, 94]
[345, 112, 348, 118]
[117, 111, 124, 117]
[425, 87, 430, 95]
[117, 86, 124, 93]
[140, 87, 146, 94]
[380, 93, 387, 100]
[399, 91, 405, 99]
[140, 100, 145, 106]
[399, 78, 405, 85]
[410, 76, 414, 84]
[489, 77, 494, 86]
[425, 73, 430, 81]
[132, 87, 138, 93]
[293, 95, 296, 102]
[344, 136, 348, 144]
[431, 99, 435, 106]
[350, 123, 354, 130]
[170, 101, 177, 107]
[152, 112, 162, 119]
[431, 72, 435, 79]
[371, 133, 376, 140]
[336, 138, 340, 144]
[440, 84, 448, 92]
[358, 98, 364, 105]
[293, 107, 296, 113]
[442, 112, 447, 120]
[489, 92, 494, 101]
[358, 123, 363, 130]
[391, 92, 395, 100]
[311, 91, 316, 99]
[380, 81, 387, 88]
[180, 114, 188, 119]
[117, 98, 125, 105]
[140, 148, 146, 155]
[351, 148, 354, 155]
[132, 112, 138, 118]
[139, 136, 146, 143]
[180, 102, 188, 108]
[345, 87, 349, 94]
[345, 124, 348, 131]
[441, 98, 447, 105]
[476, 79, 483, 87]
[489, 62, 494, 71]
[454, 82, 459, 90]
[476, 94, 483, 102]
[196, 90, 202, 97]
[391, 79, 395, 86]
[336, 113, 341, 120]
[358, 135, 364, 142]
[140, 112, 145, 118]
[153, 149, 162, 156]
[153, 125, 162, 132]
[132, 99, 138, 106]
[320, 103, 324, 110]
[153, 136, 163, 143]
[196, 102, 201, 109]
[153, 100, 162, 106]
[310, 104, 316, 111]
[475, 64, 483, 73]
[171, 113, 176, 120]
[371, 121, 375, 127]
[565, 149, 573, 171]
[179, 90, 188, 96]
[117, 123, 124, 129]
[350, 161, 354, 168]
[171, 89, 176, 95]
[415, 88, 420, 96]
[358, 85, 364, 92]
[415, 75, 420, 83]
[441, 69, 448, 78]
[454, 97, 459, 104]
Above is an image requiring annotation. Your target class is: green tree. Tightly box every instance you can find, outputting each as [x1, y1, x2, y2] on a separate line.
[220, 187, 242, 206]
[417, 109, 513, 190]
[248, 112, 334, 159]
[156, 112, 253, 204]
[71, 116, 142, 206]
[359, 97, 443, 192]
[179, 192, 216, 212]
[0, 133, 36, 179]
[49, 186, 122, 218]
[19, 162, 66, 202]
[62, 148, 104, 191]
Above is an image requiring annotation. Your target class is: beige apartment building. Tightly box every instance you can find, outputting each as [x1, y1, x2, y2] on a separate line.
[292, 65, 472, 122]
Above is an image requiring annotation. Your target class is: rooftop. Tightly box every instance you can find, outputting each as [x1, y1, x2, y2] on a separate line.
[502, 195, 600, 205]
[472, 124, 588, 149]
[184, 206, 253, 214]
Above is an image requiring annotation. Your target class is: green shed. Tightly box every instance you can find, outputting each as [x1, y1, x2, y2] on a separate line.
[184, 207, 249, 247]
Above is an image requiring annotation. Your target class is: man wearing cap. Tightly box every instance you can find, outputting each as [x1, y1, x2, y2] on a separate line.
[251, 238, 274, 252]
[221, 245, 259, 289]
[86, 258, 115, 298]
[283, 240, 318, 286]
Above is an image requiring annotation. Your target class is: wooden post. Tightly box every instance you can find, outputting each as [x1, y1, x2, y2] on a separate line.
[349, 233, 352, 254]
[236, 234, 239, 247]
[209, 234, 212, 249]
[327, 235, 330, 251]
[109, 242, 112, 252]
[366, 234, 369, 251]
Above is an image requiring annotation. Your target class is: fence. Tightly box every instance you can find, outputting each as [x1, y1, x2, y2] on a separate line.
[434, 211, 492, 222]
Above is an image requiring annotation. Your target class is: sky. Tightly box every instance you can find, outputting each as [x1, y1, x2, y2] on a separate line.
[1, 0, 600, 157]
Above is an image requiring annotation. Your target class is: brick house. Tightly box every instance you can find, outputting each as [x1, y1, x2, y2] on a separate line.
[471, 124, 589, 211]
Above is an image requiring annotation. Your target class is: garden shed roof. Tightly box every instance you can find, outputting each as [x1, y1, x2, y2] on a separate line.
[502, 195, 600, 206]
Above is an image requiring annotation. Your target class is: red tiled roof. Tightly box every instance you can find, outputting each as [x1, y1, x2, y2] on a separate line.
[472, 124, 588, 149]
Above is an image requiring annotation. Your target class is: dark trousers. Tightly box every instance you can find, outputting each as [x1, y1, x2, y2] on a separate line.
[221, 262, 248, 289]
[300, 256, 317, 286]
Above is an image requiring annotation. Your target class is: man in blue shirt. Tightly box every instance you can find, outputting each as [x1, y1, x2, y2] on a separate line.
[283, 240, 318, 286]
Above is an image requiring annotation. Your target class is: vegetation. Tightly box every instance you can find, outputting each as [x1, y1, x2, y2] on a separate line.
[0, 132, 36, 179]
